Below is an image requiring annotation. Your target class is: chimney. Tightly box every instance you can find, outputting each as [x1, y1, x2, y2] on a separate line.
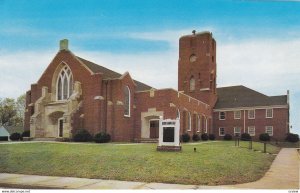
[59, 39, 69, 51]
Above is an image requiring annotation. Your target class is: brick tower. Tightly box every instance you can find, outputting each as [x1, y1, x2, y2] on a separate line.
[178, 31, 217, 107]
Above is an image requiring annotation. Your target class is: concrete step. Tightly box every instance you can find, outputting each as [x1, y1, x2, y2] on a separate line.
[138, 138, 158, 143]
[32, 138, 57, 141]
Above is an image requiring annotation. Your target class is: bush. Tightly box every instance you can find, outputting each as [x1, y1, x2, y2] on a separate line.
[94, 132, 111, 143]
[21, 130, 30, 140]
[224, 134, 232, 141]
[181, 133, 190, 142]
[73, 129, 93, 142]
[286, 133, 299, 143]
[201, 133, 208, 141]
[10, 133, 21, 141]
[192, 134, 200, 141]
[241, 133, 252, 141]
[259, 133, 270, 141]
[208, 134, 215, 140]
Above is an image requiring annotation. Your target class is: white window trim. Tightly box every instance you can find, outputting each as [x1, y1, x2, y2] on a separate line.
[219, 127, 225, 136]
[248, 126, 255, 136]
[219, 112, 226, 120]
[197, 115, 201, 132]
[234, 127, 241, 136]
[265, 126, 273, 136]
[234, 110, 241, 119]
[248, 109, 255, 119]
[124, 86, 131, 117]
[176, 109, 180, 120]
[56, 65, 73, 101]
[205, 117, 208, 133]
[187, 112, 192, 131]
[266, 108, 273, 118]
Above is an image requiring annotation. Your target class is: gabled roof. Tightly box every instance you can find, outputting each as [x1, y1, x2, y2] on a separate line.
[215, 85, 288, 109]
[76, 56, 153, 92]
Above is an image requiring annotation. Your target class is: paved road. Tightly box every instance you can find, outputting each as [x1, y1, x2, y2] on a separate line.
[0, 148, 299, 189]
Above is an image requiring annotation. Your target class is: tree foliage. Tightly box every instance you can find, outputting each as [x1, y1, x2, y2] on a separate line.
[0, 94, 25, 126]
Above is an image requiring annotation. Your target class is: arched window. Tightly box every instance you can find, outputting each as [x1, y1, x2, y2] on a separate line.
[187, 112, 191, 131]
[176, 109, 180, 119]
[124, 86, 130, 117]
[57, 65, 73, 100]
[189, 76, 195, 91]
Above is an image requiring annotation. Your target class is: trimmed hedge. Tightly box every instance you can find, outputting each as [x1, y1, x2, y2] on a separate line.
[201, 133, 208, 141]
[181, 133, 190, 142]
[241, 133, 252, 141]
[94, 132, 111, 143]
[286, 133, 299, 143]
[10, 133, 21, 141]
[259, 133, 270, 141]
[21, 130, 30, 138]
[208, 134, 215, 140]
[224, 134, 232, 141]
[73, 129, 93, 142]
[192, 134, 200, 141]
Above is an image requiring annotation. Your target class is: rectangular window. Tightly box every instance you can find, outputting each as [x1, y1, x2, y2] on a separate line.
[219, 112, 226, 120]
[248, 126, 255, 136]
[266, 108, 273, 118]
[248, 109, 255, 119]
[205, 118, 208, 133]
[266, 126, 273, 136]
[219, 128, 225, 136]
[234, 111, 241, 119]
[234, 127, 241, 137]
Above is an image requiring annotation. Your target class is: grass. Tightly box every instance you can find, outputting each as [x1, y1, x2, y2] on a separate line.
[0, 141, 281, 185]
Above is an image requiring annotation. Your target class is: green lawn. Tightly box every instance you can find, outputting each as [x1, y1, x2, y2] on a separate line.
[0, 141, 281, 185]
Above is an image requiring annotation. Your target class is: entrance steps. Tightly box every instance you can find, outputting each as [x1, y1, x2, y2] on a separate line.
[138, 138, 158, 143]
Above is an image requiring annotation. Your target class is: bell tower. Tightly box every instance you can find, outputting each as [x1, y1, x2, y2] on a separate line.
[178, 31, 217, 107]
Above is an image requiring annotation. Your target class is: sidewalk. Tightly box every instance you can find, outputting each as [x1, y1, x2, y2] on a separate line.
[0, 148, 299, 189]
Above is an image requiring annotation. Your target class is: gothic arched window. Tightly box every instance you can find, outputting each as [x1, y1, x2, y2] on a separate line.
[124, 86, 130, 117]
[189, 76, 195, 91]
[57, 65, 73, 101]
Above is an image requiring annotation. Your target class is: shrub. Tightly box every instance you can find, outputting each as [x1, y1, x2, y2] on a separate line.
[201, 133, 208, 141]
[286, 133, 299, 143]
[21, 130, 30, 140]
[73, 129, 93, 142]
[241, 133, 252, 141]
[10, 133, 21, 141]
[208, 134, 215, 140]
[94, 132, 111, 143]
[224, 134, 232, 141]
[259, 133, 270, 141]
[181, 133, 190, 142]
[192, 134, 200, 141]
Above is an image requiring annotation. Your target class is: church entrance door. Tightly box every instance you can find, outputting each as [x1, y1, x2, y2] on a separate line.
[149, 120, 159, 138]
[58, 118, 64, 137]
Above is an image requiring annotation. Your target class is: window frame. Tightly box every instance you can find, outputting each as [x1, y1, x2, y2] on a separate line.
[219, 111, 226, 120]
[234, 127, 241, 137]
[234, 110, 241, 119]
[219, 127, 225, 136]
[266, 108, 273, 118]
[265, 126, 273, 136]
[248, 126, 255, 136]
[123, 86, 131, 117]
[248, 109, 255, 119]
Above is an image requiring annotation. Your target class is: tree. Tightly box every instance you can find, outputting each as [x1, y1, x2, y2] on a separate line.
[0, 94, 25, 126]
[0, 98, 16, 126]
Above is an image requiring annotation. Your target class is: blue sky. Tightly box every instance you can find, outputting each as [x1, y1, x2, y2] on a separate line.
[0, 0, 299, 135]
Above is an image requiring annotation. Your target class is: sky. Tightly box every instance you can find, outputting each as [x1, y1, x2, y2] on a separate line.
[0, 0, 299, 135]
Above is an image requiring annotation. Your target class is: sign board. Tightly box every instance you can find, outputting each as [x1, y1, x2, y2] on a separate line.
[157, 117, 181, 151]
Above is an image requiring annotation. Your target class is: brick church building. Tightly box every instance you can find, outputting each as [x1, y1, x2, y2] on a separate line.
[24, 31, 290, 141]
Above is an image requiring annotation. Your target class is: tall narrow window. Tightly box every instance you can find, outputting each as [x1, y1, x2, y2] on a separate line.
[189, 76, 195, 91]
[197, 115, 201, 132]
[186, 112, 191, 131]
[234, 111, 241, 119]
[124, 86, 130, 117]
[266, 108, 273, 118]
[248, 109, 255, 119]
[219, 128, 225, 136]
[56, 65, 73, 101]
[219, 112, 226, 120]
[176, 109, 180, 119]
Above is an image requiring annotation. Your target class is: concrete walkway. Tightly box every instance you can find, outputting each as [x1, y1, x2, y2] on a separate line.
[0, 148, 299, 189]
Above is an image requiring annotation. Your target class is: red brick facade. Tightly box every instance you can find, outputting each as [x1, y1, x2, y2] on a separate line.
[24, 32, 289, 142]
